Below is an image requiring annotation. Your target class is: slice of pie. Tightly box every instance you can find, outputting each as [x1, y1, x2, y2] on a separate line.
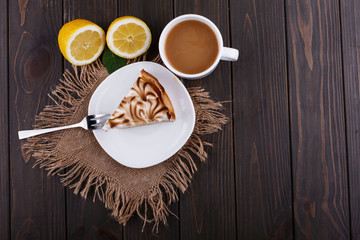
[104, 69, 176, 130]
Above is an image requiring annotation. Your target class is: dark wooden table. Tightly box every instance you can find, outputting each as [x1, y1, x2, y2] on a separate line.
[1, 0, 360, 239]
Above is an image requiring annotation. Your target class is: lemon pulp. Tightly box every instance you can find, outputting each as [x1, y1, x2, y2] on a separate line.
[58, 19, 105, 65]
[106, 17, 151, 59]
[70, 30, 102, 61]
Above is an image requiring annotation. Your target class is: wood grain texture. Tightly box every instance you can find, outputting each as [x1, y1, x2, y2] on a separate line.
[339, 0, 360, 239]
[5, 0, 360, 239]
[67, 194, 123, 240]
[286, 0, 350, 239]
[62, 1, 123, 239]
[230, 0, 293, 239]
[117, 0, 180, 238]
[63, 0, 118, 32]
[174, 1, 236, 239]
[9, 0, 66, 239]
[122, 203, 179, 240]
[0, 0, 9, 239]
[117, 0, 174, 59]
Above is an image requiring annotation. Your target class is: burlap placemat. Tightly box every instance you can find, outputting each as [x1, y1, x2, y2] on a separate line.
[23, 55, 227, 231]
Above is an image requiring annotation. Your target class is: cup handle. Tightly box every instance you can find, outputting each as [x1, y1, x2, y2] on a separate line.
[221, 47, 239, 61]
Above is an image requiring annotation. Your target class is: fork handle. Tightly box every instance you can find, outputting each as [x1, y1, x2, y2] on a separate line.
[18, 122, 81, 140]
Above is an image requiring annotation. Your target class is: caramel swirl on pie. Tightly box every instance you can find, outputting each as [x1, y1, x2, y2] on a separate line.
[104, 69, 176, 129]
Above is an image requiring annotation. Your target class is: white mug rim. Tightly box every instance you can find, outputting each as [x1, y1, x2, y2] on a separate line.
[159, 14, 223, 79]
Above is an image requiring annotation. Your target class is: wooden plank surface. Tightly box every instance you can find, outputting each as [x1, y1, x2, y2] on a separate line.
[0, 0, 9, 239]
[8, 0, 66, 239]
[62, 1, 123, 239]
[5, 0, 360, 239]
[286, 0, 350, 239]
[117, 0, 180, 239]
[174, 1, 236, 239]
[339, 0, 360, 239]
[230, 0, 293, 239]
[66, 194, 123, 240]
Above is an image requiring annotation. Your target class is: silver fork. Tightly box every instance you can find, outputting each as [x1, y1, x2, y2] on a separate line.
[18, 114, 110, 140]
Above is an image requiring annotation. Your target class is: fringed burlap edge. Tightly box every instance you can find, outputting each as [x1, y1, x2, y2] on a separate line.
[23, 59, 228, 231]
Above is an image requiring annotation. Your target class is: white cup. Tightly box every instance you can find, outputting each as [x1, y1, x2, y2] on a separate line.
[159, 14, 239, 80]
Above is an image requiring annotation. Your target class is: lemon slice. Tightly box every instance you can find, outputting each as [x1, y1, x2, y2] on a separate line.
[106, 16, 151, 59]
[58, 19, 105, 65]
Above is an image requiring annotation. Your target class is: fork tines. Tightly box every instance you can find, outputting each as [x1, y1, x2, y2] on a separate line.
[87, 114, 110, 130]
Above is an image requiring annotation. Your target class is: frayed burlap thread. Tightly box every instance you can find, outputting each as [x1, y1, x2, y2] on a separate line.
[23, 57, 227, 232]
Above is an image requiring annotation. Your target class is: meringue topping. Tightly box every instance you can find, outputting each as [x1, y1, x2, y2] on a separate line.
[104, 69, 176, 130]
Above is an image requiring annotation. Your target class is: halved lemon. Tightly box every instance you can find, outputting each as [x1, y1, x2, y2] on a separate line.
[106, 16, 151, 59]
[58, 19, 105, 65]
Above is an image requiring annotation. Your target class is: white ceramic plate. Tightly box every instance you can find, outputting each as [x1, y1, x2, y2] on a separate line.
[88, 62, 195, 168]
